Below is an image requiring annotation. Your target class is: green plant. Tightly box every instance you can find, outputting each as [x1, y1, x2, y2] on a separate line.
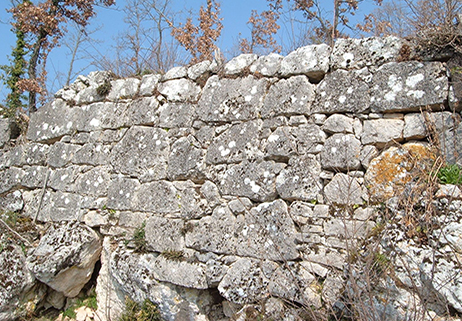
[125, 222, 148, 253]
[437, 163, 462, 185]
[119, 297, 162, 321]
[62, 289, 98, 319]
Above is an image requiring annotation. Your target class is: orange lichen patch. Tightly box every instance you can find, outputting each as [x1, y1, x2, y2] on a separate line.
[365, 143, 437, 202]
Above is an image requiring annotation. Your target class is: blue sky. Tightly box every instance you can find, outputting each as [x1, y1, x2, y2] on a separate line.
[0, 0, 378, 102]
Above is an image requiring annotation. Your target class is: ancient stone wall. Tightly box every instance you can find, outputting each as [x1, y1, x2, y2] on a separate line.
[1, 36, 462, 321]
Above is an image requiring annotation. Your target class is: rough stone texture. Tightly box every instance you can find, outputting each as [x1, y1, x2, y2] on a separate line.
[249, 53, 283, 76]
[167, 135, 206, 181]
[261, 76, 315, 118]
[323, 114, 354, 133]
[321, 133, 361, 170]
[158, 79, 201, 102]
[26, 222, 101, 297]
[331, 36, 405, 70]
[224, 54, 257, 75]
[324, 173, 368, 205]
[370, 61, 448, 113]
[187, 60, 212, 80]
[365, 142, 436, 202]
[140, 74, 161, 96]
[276, 155, 322, 201]
[279, 44, 331, 80]
[361, 118, 404, 146]
[107, 78, 140, 101]
[314, 68, 371, 114]
[197, 75, 268, 122]
[0, 119, 11, 148]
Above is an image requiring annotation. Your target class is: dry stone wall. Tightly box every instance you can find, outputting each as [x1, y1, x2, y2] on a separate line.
[1, 36, 462, 321]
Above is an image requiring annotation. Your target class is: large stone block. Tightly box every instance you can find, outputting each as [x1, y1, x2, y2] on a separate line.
[145, 216, 185, 252]
[167, 136, 206, 181]
[197, 75, 268, 122]
[279, 44, 331, 80]
[314, 68, 371, 114]
[276, 155, 322, 202]
[370, 61, 448, 113]
[261, 76, 315, 118]
[361, 118, 404, 146]
[324, 173, 368, 205]
[158, 78, 201, 102]
[331, 36, 405, 70]
[110, 126, 169, 181]
[321, 133, 361, 170]
[0, 118, 12, 148]
[158, 102, 195, 128]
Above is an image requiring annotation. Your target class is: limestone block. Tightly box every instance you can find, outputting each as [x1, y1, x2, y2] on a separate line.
[74, 86, 105, 105]
[27, 190, 84, 222]
[360, 145, 378, 169]
[0, 167, 24, 194]
[21, 166, 48, 189]
[443, 222, 462, 253]
[75, 166, 111, 197]
[237, 199, 299, 261]
[168, 136, 206, 181]
[224, 54, 257, 75]
[125, 96, 159, 126]
[324, 173, 368, 205]
[321, 133, 361, 171]
[187, 60, 212, 80]
[48, 142, 80, 167]
[72, 143, 111, 166]
[250, 53, 283, 76]
[289, 201, 315, 225]
[145, 215, 185, 252]
[0, 244, 36, 321]
[48, 165, 89, 192]
[87, 71, 113, 87]
[26, 221, 101, 297]
[83, 211, 108, 227]
[323, 218, 374, 239]
[162, 66, 187, 80]
[107, 78, 140, 101]
[206, 120, 262, 164]
[279, 44, 330, 80]
[139, 74, 161, 96]
[197, 75, 268, 122]
[0, 118, 11, 148]
[314, 68, 371, 114]
[370, 61, 448, 113]
[158, 78, 201, 102]
[403, 113, 427, 139]
[365, 143, 436, 202]
[158, 102, 195, 128]
[185, 206, 238, 255]
[27, 99, 75, 142]
[107, 177, 141, 211]
[0, 190, 23, 212]
[199, 181, 221, 209]
[219, 160, 284, 202]
[331, 36, 405, 70]
[323, 114, 354, 133]
[361, 118, 404, 146]
[265, 127, 297, 161]
[262, 76, 315, 118]
[276, 155, 322, 202]
[110, 126, 169, 181]
[73, 102, 128, 131]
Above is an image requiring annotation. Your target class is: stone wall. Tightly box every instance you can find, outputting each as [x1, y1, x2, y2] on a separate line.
[1, 36, 462, 321]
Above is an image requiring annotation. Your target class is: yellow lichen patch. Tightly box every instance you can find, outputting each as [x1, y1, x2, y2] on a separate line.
[365, 143, 436, 202]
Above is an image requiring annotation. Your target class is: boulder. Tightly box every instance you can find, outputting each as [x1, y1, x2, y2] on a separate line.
[26, 221, 101, 297]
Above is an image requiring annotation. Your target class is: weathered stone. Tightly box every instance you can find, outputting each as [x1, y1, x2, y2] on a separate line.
[47, 165, 89, 192]
[403, 113, 427, 139]
[279, 44, 330, 80]
[199, 181, 221, 209]
[365, 142, 436, 202]
[158, 102, 195, 128]
[324, 173, 368, 205]
[206, 120, 262, 164]
[0, 167, 25, 194]
[262, 76, 315, 118]
[125, 97, 159, 126]
[185, 205, 238, 255]
[197, 75, 268, 122]
[26, 221, 101, 297]
[47, 142, 80, 167]
[162, 66, 187, 80]
[107, 78, 140, 101]
[331, 36, 405, 70]
[0, 244, 36, 320]
[82, 210, 108, 227]
[72, 143, 111, 166]
[107, 177, 141, 211]
[219, 160, 284, 202]
[187, 60, 212, 80]
[21, 166, 48, 189]
[435, 184, 462, 199]
[0, 119, 12, 148]
[24, 190, 84, 222]
[87, 71, 113, 87]
[73, 102, 128, 131]
[151, 256, 208, 289]
[323, 218, 374, 239]
[361, 118, 404, 146]
[110, 126, 169, 181]
[74, 86, 105, 105]
[168, 136, 206, 181]
[237, 199, 299, 261]
[276, 155, 322, 202]
[265, 127, 297, 161]
[145, 216, 185, 252]
[158, 78, 201, 102]
[75, 166, 110, 197]
[360, 145, 378, 169]
[314, 68, 371, 114]
[224, 54, 257, 75]
[0, 190, 23, 212]
[139, 74, 161, 96]
[250, 53, 283, 77]
[321, 134, 361, 171]
[323, 114, 354, 133]
[370, 61, 448, 113]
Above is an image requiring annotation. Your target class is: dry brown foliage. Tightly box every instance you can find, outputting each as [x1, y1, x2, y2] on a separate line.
[171, 0, 223, 64]
[239, 10, 282, 54]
